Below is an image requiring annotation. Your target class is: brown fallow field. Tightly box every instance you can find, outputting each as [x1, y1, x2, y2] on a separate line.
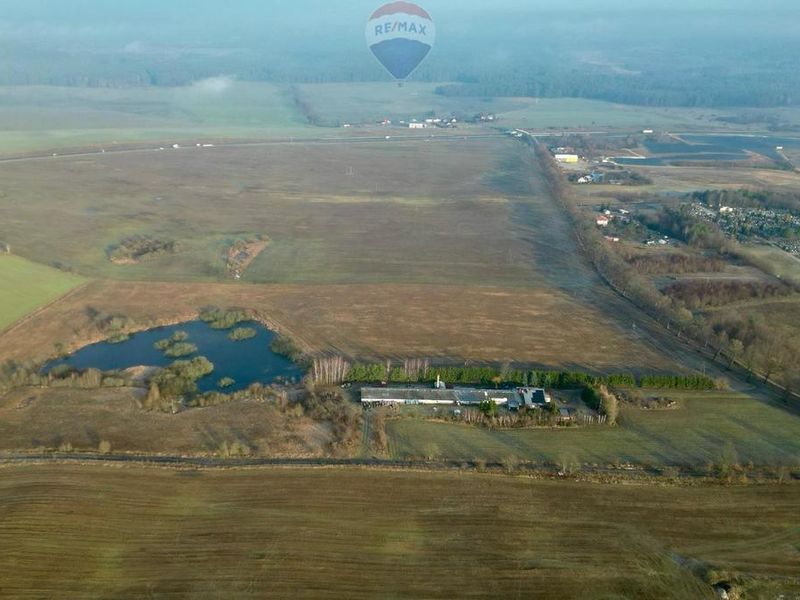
[0, 465, 798, 599]
[0, 138, 680, 373]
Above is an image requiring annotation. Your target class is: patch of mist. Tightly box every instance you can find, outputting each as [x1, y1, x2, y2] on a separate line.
[188, 75, 236, 96]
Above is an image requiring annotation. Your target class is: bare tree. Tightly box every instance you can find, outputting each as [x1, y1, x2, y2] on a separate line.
[311, 356, 351, 386]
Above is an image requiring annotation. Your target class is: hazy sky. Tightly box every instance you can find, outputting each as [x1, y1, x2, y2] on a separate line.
[3, 0, 799, 21]
[0, 0, 797, 92]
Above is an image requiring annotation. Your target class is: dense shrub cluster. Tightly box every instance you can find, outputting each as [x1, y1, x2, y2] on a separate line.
[0, 360, 133, 393]
[199, 307, 249, 330]
[229, 327, 257, 342]
[663, 279, 794, 309]
[621, 251, 725, 275]
[108, 235, 177, 263]
[149, 356, 214, 402]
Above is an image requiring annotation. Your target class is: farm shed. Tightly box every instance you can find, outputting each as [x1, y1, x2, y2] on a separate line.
[361, 386, 551, 409]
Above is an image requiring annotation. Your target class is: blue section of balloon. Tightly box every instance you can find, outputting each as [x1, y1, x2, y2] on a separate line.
[369, 38, 432, 80]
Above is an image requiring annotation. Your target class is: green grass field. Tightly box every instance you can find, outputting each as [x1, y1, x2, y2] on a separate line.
[0, 465, 797, 599]
[295, 82, 736, 131]
[387, 391, 800, 467]
[0, 83, 313, 154]
[0, 255, 84, 331]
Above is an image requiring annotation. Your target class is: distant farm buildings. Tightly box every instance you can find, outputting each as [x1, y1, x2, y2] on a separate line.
[596, 215, 611, 227]
[554, 154, 579, 164]
[361, 380, 552, 410]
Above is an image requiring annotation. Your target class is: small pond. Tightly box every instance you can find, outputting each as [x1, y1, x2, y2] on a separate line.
[46, 320, 303, 393]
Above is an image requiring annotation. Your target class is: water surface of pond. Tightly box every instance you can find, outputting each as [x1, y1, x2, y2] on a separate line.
[47, 320, 302, 393]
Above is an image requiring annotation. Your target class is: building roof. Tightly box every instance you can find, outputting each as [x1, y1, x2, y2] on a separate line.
[361, 387, 517, 405]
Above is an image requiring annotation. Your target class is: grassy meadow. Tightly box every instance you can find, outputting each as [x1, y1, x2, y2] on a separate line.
[387, 391, 800, 467]
[0, 83, 790, 158]
[0, 137, 681, 372]
[0, 139, 551, 286]
[0, 83, 313, 155]
[0, 279, 675, 373]
[0, 387, 335, 457]
[0, 254, 84, 331]
[295, 83, 737, 131]
[0, 465, 798, 599]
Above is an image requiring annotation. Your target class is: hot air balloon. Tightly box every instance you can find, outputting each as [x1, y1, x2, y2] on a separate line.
[366, 2, 435, 82]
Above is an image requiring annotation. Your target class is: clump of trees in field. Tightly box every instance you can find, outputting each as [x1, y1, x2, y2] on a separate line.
[108, 235, 178, 264]
[620, 249, 725, 275]
[663, 279, 794, 309]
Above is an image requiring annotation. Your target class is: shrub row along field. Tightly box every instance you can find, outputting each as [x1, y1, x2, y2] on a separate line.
[344, 362, 716, 390]
[387, 391, 800, 467]
[0, 254, 84, 331]
[0, 465, 797, 599]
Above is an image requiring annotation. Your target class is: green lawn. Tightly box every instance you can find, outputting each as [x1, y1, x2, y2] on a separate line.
[388, 391, 800, 466]
[0, 255, 85, 331]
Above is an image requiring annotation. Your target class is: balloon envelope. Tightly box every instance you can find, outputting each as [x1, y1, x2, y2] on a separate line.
[366, 2, 435, 80]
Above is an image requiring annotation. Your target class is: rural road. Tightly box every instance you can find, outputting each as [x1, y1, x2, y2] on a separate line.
[3, 451, 795, 482]
[0, 451, 682, 477]
[0, 132, 509, 165]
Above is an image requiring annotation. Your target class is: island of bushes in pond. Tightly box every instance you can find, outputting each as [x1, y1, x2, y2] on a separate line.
[228, 327, 257, 341]
[154, 331, 198, 358]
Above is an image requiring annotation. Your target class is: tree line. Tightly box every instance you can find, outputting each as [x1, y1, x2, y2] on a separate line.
[343, 361, 713, 391]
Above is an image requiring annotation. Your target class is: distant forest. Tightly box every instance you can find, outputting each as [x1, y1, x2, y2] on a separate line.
[2, 5, 799, 108]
